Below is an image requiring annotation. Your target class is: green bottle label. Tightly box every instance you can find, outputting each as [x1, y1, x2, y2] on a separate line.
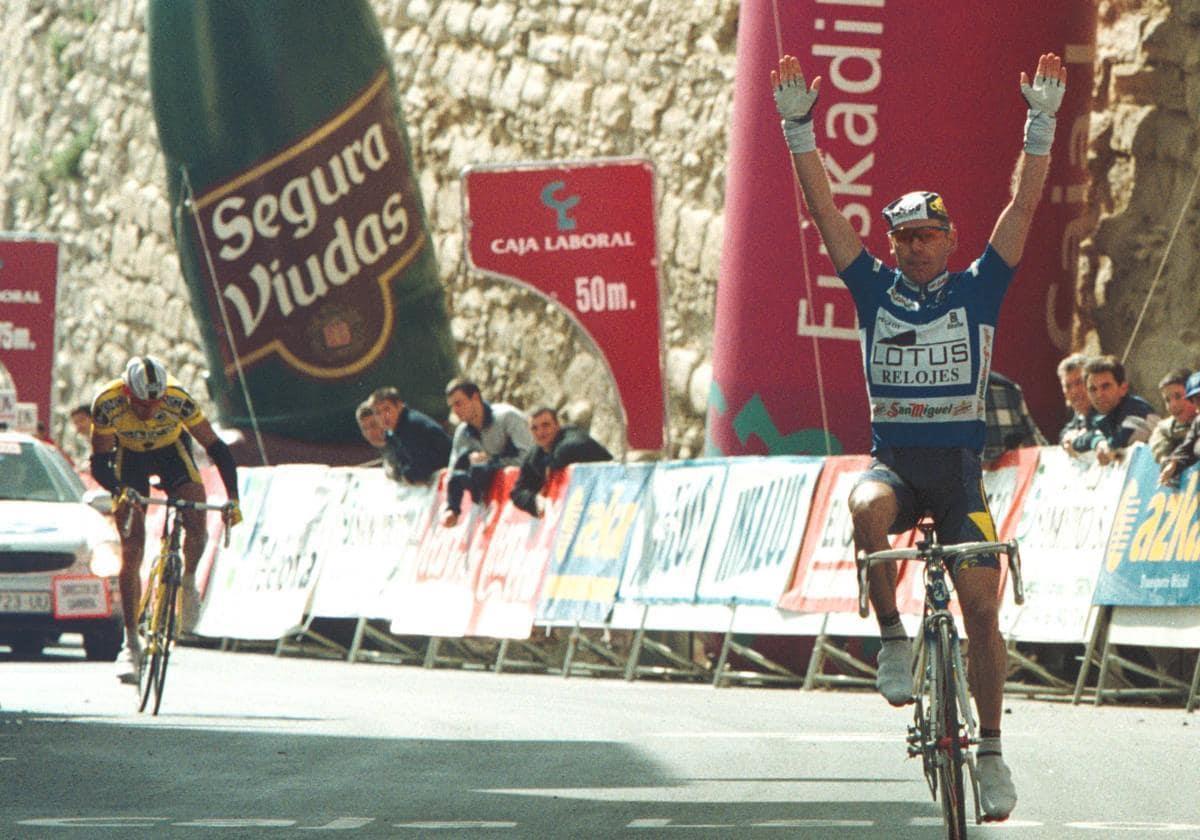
[191, 69, 427, 381]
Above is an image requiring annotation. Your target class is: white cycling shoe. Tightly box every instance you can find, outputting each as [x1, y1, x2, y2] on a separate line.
[116, 643, 142, 685]
[875, 638, 914, 705]
[976, 754, 1017, 821]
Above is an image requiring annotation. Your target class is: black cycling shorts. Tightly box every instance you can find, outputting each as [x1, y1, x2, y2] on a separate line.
[851, 447, 999, 572]
[114, 434, 201, 496]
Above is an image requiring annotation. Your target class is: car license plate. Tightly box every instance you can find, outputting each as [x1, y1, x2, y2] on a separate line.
[0, 591, 51, 613]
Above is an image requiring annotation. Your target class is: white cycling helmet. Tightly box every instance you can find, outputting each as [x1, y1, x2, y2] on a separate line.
[122, 355, 169, 401]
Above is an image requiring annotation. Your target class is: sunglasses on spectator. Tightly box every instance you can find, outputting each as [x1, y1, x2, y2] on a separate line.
[888, 226, 950, 245]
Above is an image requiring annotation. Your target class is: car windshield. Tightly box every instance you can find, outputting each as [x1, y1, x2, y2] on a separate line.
[0, 440, 85, 503]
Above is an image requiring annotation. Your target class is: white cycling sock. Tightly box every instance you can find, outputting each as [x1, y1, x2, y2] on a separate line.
[878, 613, 906, 642]
[978, 735, 1003, 757]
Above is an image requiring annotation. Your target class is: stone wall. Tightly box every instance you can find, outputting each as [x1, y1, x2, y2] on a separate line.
[1079, 0, 1200, 397]
[2, 0, 1198, 462]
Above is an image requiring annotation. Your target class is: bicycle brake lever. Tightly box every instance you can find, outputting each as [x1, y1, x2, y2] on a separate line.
[1007, 541, 1025, 605]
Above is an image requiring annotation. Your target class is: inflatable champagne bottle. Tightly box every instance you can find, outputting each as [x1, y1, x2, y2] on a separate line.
[148, 0, 457, 461]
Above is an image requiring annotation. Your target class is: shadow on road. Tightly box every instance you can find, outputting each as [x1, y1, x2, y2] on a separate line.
[0, 709, 953, 839]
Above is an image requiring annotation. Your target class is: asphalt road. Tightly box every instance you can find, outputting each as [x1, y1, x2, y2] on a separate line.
[1, 638, 1198, 839]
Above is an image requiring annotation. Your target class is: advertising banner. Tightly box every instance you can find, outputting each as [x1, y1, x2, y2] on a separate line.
[536, 463, 653, 625]
[1094, 447, 1200, 607]
[150, 2, 458, 447]
[617, 460, 729, 604]
[1000, 446, 1131, 642]
[307, 470, 436, 619]
[708, 1, 1096, 457]
[388, 469, 511, 638]
[777, 455, 881, 615]
[195, 465, 334, 639]
[0, 237, 58, 433]
[463, 159, 666, 451]
[696, 456, 825, 605]
[467, 468, 572, 639]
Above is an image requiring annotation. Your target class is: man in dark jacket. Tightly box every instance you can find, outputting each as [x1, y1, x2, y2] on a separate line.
[369, 387, 451, 484]
[1068, 355, 1160, 465]
[511, 407, 612, 517]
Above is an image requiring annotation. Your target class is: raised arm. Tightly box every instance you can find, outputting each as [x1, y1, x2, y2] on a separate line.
[772, 55, 863, 272]
[989, 52, 1067, 267]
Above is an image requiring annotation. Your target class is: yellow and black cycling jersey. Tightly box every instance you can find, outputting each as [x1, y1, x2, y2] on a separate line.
[91, 377, 206, 452]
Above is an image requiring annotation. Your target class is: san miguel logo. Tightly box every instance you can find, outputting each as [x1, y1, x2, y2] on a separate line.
[190, 69, 426, 379]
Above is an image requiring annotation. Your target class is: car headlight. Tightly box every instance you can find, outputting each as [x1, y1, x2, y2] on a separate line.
[89, 540, 123, 578]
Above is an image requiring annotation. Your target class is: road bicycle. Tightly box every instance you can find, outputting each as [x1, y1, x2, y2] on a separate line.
[856, 521, 1024, 839]
[123, 491, 231, 715]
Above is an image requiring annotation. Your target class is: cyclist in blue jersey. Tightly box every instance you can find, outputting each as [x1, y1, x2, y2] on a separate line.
[772, 52, 1067, 822]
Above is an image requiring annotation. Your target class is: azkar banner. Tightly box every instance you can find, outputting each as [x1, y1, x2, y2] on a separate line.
[462, 159, 666, 451]
[695, 456, 824, 605]
[468, 467, 572, 639]
[1095, 446, 1200, 607]
[617, 459, 729, 604]
[708, 1, 1096, 457]
[536, 463, 653, 625]
[0, 236, 58, 431]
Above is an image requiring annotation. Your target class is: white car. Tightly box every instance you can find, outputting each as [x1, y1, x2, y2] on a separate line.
[0, 431, 124, 660]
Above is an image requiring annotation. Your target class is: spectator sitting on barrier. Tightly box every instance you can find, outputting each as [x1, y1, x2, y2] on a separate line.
[1056, 352, 1094, 453]
[355, 400, 398, 480]
[1068, 355, 1160, 466]
[511, 406, 613, 517]
[369, 386, 451, 486]
[440, 379, 533, 527]
[1149, 367, 1197, 464]
[983, 371, 1048, 464]
[1159, 371, 1200, 487]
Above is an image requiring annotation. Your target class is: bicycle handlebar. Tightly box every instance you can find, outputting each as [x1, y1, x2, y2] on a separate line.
[118, 490, 236, 548]
[855, 538, 1025, 618]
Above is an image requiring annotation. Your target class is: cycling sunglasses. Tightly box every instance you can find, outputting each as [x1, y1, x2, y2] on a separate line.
[888, 226, 951, 246]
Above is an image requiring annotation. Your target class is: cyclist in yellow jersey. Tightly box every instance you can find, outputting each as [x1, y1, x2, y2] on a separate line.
[89, 356, 242, 684]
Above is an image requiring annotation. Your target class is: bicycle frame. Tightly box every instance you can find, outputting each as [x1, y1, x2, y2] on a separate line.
[123, 491, 231, 715]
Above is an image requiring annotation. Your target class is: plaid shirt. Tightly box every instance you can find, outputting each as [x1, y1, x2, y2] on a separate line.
[983, 372, 1048, 462]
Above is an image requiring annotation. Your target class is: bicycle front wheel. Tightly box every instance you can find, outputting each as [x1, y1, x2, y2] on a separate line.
[151, 579, 179, 715]
[933, 619, 968, 839]
[137, 586, 166, 713]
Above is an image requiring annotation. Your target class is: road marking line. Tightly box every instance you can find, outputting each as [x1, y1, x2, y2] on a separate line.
[393, 822, 516, 831]
[298, 817, 376, 830]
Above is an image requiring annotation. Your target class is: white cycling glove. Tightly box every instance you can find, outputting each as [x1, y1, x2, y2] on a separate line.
[1020, 69, 1065, 156]
[774, 72, 819, 154]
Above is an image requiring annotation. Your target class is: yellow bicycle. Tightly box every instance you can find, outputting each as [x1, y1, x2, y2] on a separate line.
[124, 490, 231, 715]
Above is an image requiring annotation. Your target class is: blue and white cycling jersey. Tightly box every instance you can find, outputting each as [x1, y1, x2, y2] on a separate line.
[839, 244, 1015, 453]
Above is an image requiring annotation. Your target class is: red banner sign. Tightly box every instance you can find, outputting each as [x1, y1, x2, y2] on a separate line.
[0, 237, 58, 432]
[710, 1, 1096, 457]
[463, 159, 666, 451]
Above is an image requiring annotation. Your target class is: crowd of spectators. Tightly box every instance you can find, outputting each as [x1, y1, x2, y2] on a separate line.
[354, 377, 613, 525]
[1048, 351, 1200, 481]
